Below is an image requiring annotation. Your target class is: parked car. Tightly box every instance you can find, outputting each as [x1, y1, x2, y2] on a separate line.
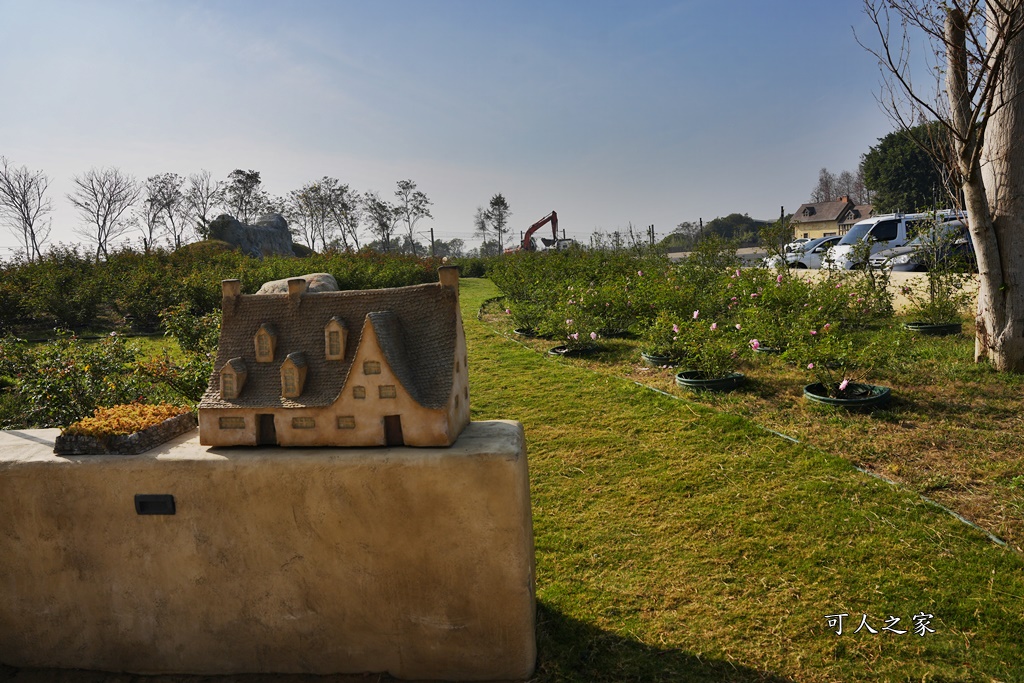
[868, 220, 975, 272]
[762, 236, 841, 269]
[829, 210, 966, 269]
[783, 238, 811, 253]
[789, 235, 841, 269]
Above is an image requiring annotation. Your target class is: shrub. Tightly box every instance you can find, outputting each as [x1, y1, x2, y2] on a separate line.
[2, 331, 155, 427]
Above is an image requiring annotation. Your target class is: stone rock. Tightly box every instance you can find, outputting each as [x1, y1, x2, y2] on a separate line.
[208, 213, 294, 258]
[255, 273, 340, 295]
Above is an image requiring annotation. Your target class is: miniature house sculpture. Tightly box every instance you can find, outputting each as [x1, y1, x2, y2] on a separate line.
[198, 267, 470, 447]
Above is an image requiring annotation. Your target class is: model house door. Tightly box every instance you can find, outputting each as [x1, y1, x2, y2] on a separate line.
[257, 414, 277, 446]
[384, 415, 404, 446]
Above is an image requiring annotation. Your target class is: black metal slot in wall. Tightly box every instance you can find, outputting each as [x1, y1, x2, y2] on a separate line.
[135, 494, 176, 515]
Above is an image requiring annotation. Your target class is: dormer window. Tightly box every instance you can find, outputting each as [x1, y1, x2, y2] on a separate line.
[281, 352, 308, 398]
[324, 317, 347, 360]
[219, 357, 247, 400]
[254, 323, 277, 363]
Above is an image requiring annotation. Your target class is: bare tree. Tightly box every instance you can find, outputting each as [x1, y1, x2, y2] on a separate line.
[328, 183, 362, 251]
[860, 0, 1024, 370]
[0, 156, 52, 261]
[394, 179, 433, 255]
[288, 178, 337, 252]
[184, 170, 224, 240]
[810, 168, 838, 202]
[142, 173, 190, 250]
[362, 191, 400, 252]
[473, 206, 490, 245]
[67, 167, 141, 261]
[136, 178, 165, 253]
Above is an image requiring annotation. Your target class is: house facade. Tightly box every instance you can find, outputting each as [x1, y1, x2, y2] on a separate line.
[790, 196, 873, 239]
[198, 266, 470, 448]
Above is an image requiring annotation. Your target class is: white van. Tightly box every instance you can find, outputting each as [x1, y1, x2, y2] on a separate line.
[830, 211, 966, 269]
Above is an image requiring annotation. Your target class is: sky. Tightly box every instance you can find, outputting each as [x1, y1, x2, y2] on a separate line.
[0, 0, 902, 256]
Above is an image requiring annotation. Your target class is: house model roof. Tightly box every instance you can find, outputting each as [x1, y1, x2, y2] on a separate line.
[199, 281, 458, 411]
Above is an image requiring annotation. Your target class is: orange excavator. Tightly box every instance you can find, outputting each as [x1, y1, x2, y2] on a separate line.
[505, 211, 563, 253]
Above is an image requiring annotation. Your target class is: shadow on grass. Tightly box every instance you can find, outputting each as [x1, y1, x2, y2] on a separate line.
[534, 602, 794, 683]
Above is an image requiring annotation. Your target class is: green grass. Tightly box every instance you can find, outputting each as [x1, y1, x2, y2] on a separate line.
[461, 278, 1024, 682]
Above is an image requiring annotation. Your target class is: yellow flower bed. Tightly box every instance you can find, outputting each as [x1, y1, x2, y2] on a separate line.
[62, 404, 193, 438]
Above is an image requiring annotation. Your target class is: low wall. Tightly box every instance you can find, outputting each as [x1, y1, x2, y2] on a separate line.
[790, 269, 979, 315]
[0, 421, 535, 681]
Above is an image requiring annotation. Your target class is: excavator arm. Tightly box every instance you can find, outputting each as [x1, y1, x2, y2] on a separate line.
[520, 211, 558, 251]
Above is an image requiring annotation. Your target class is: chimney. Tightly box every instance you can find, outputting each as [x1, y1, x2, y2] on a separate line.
[840, 195, 850, 204]
[287, 278, 307, 302]
[438, 265, 459, 290]
[222, 279, 242, 317]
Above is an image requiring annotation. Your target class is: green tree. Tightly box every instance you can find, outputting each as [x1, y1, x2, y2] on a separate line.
[860, 123, 950, 213]
[224, 169, 270, 224]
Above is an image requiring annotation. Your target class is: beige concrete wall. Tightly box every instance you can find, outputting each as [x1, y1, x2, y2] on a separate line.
[790, 269, 980, 315]
[0, 421, 535, 681]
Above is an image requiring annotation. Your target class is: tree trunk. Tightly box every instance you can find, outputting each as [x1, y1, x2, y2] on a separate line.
[979, 4, 1024, 371]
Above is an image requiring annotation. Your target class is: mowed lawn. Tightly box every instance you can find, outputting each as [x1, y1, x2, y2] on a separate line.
[460, 278, 1024, 682]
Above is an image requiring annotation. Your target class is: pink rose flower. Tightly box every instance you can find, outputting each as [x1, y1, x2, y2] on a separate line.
[672, 324, 680, 333]
[590, 332, 598, 340]
[692, 310, 699, 320]
[807, 363, 815, 370]
[711, 323, 718, 331]
[749, 339, 760, 350]
[839, 379, 849, 391]
[735, 324, 741, 330]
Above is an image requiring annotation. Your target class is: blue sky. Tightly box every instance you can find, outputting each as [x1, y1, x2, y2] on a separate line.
[1, 0, 897, 254]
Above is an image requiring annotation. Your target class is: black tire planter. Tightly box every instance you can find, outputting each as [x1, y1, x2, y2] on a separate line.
[803, 382, 891, 409]
[513, 327, 537, 338]
[752, 346, 783, 355]
[904, 321, 962, 336]
[640, 352, 675, 367]
[675, 370, 745, 392]
[548, 344, 599, 357]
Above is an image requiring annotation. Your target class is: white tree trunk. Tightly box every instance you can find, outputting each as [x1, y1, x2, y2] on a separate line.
[979, 4, 1024, 371]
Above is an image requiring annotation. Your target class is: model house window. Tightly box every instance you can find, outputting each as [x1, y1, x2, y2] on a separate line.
[337, 416, 356, 429]
[219, 417, 245, 429]
[353, 385, 366, 399]
[379, 384, 397, 399]
[283, 368, 298, 396]
[363, 360, 381, 375]
[324, 317, 346, 360]
[292, 417, 315, 429]
[219, 357, 247, 400]
[254, 324, 277, 362]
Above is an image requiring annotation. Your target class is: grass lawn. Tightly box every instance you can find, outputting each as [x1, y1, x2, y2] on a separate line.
[461, 278, 1024, 682]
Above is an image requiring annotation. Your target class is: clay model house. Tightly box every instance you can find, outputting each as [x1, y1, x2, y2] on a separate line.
[198, 266, 470, 448]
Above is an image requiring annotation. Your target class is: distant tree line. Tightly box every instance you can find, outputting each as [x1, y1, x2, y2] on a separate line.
[809, 122, 953, 213]
[0, 161, 475, 261]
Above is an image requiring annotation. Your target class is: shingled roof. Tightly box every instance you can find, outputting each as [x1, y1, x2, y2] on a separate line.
[791, 200, 854, 224]
[199, 282, 458, 411]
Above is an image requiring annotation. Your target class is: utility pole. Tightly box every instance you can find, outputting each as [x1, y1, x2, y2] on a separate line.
[430, 227, 435, 257]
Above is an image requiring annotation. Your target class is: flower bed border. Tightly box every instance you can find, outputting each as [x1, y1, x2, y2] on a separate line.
[54, 412, 198, 456]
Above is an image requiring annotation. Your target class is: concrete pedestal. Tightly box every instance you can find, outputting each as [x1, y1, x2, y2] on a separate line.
[0, 421, 535, 681]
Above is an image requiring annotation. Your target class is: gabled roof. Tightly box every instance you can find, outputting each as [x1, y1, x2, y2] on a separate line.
[199, 282, 458, 411]
[840, 204, 874, 226]
[791, 200, 853, 224]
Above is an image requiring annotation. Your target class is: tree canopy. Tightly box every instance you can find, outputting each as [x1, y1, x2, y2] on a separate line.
[860, 123, 950, 213]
